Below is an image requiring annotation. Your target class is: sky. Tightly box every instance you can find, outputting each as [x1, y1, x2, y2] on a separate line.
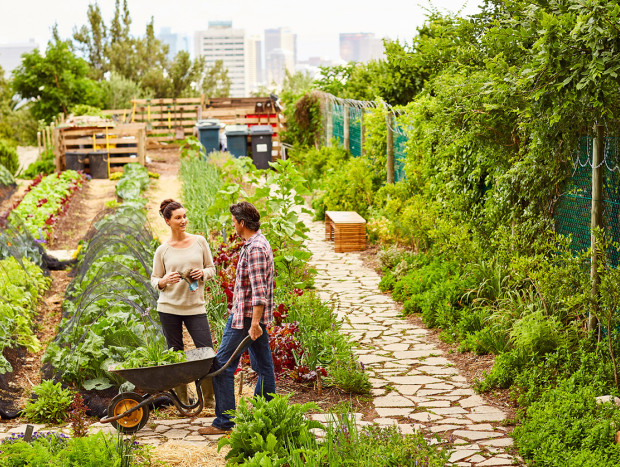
[0, 0, 484, 61]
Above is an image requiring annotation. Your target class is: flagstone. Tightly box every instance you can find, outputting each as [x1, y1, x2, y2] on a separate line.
[451, 430, 504, 440]
[466, 412, 506, 422]
[375, 408, 414, 417]
[386, 375, 443, 385]
[393, 384, 421, 395]
[480, 438, 514, 447]
[449, 450, 480, 463]
[408, 412, 443, 422]
[374, 395, 416, 407]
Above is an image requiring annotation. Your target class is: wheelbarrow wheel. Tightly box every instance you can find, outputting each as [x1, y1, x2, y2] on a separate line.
[107, 392, 149, 434]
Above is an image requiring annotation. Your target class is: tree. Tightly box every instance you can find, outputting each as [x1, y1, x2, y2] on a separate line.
[201, 60, 230, 97]
[72, 2, 107, 79]
[167, 52, 204, 98]
[12, 41, 103, 122]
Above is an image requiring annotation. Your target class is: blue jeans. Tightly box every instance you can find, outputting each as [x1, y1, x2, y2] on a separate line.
[211, 315, 276, 430]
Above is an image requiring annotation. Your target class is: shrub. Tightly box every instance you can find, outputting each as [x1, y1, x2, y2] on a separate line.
[312, 156, 378, 219]
[23, 380, 73, 424]
[287, 145, 349, 184]
[0, 139, 19, 175]
[514, 380, 620, 466]
[327, 356, 371, 394]
[22, 148, 55, 179]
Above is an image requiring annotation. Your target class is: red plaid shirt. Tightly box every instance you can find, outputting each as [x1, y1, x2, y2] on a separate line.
[231, 231, 274, 329]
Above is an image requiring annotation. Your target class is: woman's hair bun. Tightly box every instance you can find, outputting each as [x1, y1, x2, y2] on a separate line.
[160, 199, 183, 220]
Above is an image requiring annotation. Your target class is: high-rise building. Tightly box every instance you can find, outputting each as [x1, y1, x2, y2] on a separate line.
[159, 27, 192, 60]
[339, 33, 384, 62]
[246, 35, 262, 93]
[194, 21, 248, 97]
[264, 28, 296, 87]
[0, 40, 38, 74]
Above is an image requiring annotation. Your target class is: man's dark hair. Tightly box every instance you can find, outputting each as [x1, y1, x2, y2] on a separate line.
[230, 201, 261, 231]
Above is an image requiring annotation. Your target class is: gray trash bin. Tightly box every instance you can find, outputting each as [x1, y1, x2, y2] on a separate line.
[250, 125, 274, 170]
[225, 124, 249, 158]
[196, 119, 222, 157]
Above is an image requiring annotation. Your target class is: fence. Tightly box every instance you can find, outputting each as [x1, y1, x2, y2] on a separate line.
[555, 131, 620, 265]
[318, 92, 408, 182]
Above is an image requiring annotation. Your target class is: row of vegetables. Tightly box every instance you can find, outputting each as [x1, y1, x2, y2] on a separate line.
[0, 171, 85, 375]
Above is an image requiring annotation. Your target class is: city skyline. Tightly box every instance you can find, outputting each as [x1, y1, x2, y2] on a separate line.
[0, 0, 484, 63]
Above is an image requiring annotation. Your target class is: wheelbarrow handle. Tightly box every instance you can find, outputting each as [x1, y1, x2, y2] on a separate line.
[205, 335, 253, 379]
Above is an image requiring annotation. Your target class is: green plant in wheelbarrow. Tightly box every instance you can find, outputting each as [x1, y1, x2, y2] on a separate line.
[116, 341, 187, 370]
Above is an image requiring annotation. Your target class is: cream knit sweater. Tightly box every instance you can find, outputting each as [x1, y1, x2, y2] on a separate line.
[150, 235, 216, 315]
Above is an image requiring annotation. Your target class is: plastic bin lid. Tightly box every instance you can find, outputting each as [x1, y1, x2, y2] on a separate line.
[225, 124, 249, 136]
[196, 119, 222, 129]
[250, 125, 274, 135]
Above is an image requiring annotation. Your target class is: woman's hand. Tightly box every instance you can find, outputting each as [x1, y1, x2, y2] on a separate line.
[189, 268, 204, 281]
[159, 271, 181, 289]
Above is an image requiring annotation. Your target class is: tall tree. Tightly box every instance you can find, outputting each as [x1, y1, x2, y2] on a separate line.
[12, 41, 103, 122]
[167, 52, 204, 98]
[73, 2, 107, 79]
[201, 60, 230, 97]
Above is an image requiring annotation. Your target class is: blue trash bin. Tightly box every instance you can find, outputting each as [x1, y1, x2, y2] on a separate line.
[196, 119, 222, 156]
[250, 125, 274, 170]
[225, 124, 249, 158]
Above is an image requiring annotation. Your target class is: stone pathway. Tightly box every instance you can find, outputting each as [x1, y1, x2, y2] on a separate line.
[303, 212, 522, 466]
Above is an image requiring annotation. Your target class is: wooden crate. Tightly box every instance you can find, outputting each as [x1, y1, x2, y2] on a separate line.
[325, 211, 367, 253]
[54, 123, 146, 175]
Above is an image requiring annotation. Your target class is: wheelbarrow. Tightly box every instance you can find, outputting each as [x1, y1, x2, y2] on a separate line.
[100, 336, 252, 433]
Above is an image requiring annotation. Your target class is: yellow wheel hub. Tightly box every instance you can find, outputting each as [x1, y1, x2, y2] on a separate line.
[114, 399, 143, 428]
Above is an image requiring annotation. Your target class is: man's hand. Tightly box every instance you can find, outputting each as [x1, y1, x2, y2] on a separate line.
[249, 323, 263, 341]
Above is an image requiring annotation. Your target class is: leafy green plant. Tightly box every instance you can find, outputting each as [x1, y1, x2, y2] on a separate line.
[514, 380, 620, 466]
[0, 431, 151, 466]
[23, 380, 74, 424]
[21, 148, 56, 179]
[218, 394, 323, 464]
[119, 342, 186, 369]
[327, 356, 371, 394]
[0, 139, 19, 175]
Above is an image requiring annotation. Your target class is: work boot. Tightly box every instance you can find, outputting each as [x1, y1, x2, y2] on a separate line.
[201, 378, 215, 409]
[173, 384, 189, 406]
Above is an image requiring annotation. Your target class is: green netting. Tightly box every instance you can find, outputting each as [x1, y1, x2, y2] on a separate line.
[349, 107, 363, 157]
[332, 103, 345, 145]
[393, 119, 408, 182]
[555, 135, 620, 265]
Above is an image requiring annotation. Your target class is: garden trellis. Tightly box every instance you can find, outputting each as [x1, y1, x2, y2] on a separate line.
[317, 92, 409, 182]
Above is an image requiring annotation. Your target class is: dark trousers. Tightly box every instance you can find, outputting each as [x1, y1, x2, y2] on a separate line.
[158, 312, 213, 351]
[211, 315, 276, 430]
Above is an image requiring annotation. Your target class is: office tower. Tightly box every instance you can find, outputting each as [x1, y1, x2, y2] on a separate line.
[194, 21, 248, 97]
[339, 33, 384, 62]
[264, 27, 296, 87]
[247, 35, 262, 93]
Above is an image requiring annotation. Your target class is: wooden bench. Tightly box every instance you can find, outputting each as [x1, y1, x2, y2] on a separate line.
[325, 211, 367, 253]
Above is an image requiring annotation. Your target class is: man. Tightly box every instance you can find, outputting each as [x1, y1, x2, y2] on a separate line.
[198, 201, 276, 435]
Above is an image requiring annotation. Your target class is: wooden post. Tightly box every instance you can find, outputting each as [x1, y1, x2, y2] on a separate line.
[590, 124, 605, 332]
[37, 131, 42, 157]
[343, 105, 350, 152]
[386, 112, 395, 184]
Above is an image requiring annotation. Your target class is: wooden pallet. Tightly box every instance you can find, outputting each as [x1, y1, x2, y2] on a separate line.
[54, 123, 146, 175]
[325, 211, 367, 253]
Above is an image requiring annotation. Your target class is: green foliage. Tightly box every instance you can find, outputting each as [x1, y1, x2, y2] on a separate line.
[23, 380, 74, 424]
[514, 380, 620, 466]
[179, 152, 222, 236]
[0, 139, 19, 175]
[0, 161, 16, 186]
[119, 342, 186, 369]
[22, 148, 55, 179]
[327, 356, 371, 394]
[12, 40, 103, 123]
[201, 59, 231, 98]
[115, 163, 150, 200]
[218, 394, 322, 464]
[0, 431, 150, 466]
[0, 257, 50, 373]
[287, 145, 349, 185]
[101, 72, 150, 110]
[9, 170, 85, 241]
[312, 156, 378, 220]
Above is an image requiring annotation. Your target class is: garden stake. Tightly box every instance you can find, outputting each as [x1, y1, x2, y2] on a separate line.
[317, 374, 323, 397]
[238, 370, 244, 396]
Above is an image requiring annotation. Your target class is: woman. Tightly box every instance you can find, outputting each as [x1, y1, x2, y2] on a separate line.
[151, 198, 216, 407]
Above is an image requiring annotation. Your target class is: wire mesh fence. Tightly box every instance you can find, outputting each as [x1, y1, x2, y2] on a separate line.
[555, 134, 620, 265]
[320, 94, 408, 181]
